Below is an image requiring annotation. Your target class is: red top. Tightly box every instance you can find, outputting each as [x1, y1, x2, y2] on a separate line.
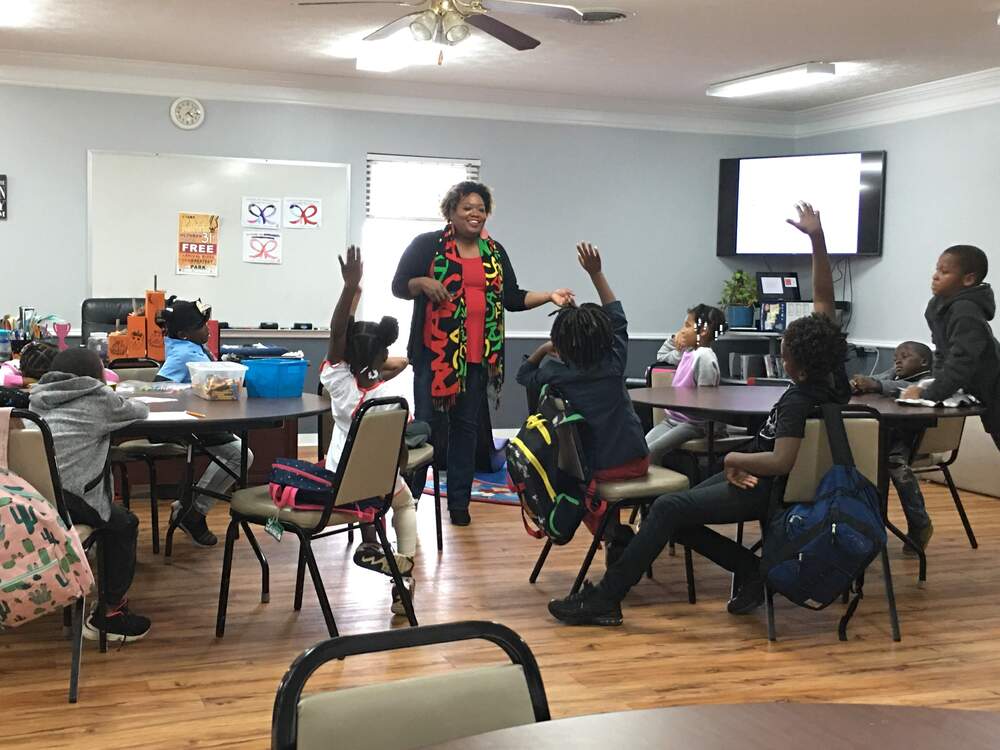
[458, 256, 487, 364]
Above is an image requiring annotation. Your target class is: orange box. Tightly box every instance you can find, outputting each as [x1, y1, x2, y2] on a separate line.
[145, 290, 166, 362]
[107, 331, 130, 362]
[126, 314, 147, 358]
[206, 319, 220, 360]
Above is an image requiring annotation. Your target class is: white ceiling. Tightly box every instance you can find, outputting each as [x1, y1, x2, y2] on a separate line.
[2, 0, 1000, 111]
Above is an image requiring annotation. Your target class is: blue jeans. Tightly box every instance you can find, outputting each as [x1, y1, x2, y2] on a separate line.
[413, 349, 487, 513]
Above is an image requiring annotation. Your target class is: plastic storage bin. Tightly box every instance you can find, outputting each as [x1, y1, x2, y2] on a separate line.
[243, 358, 309, 399]
[187, 361, 248, 401]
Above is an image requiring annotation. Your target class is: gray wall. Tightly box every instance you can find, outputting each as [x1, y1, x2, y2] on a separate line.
[798, 103, 1000, 345]
[0, 83, 788, 335]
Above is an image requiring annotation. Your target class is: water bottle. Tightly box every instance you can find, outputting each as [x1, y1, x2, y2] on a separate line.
[0, 331, 10, 363]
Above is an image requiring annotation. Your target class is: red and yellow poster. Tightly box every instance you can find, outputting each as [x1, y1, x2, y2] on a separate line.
[177, 212, 220, 276]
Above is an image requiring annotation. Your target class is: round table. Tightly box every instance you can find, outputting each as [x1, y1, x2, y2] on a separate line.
[423, 704, 1000, 749]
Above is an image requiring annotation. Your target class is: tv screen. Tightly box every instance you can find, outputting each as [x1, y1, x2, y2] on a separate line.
[717, 151, 886, 256]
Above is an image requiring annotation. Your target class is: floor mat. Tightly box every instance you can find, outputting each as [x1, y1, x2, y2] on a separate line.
[423, 466, 519, 506]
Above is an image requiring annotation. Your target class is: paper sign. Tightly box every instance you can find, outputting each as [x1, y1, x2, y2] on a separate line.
[243, 231, 282, 265]
[177, 212, 220, 276]
[283, 197, 322, 229]
[242, 197, 281, 229]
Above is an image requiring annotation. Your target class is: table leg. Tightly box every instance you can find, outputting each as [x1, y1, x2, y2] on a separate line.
[239, 429, 249, 489]
[165, 442, 195, 559]
[706, 421, 716, 469]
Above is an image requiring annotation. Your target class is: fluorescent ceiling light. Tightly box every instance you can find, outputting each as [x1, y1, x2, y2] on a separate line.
[707, 62, 837, 98]
[0, 0, 39, 28]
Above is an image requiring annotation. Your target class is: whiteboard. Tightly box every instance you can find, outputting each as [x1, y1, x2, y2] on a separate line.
[88, 152, 349, 327]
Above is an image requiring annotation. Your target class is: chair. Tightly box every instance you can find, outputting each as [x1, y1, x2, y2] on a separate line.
[316, 383, 443, 552]
[529, 465, 690, 595]
[108, 358, 186, 554]
[908, 417, 976, 549]
[80, 297, 144, 343]
[271, 621, 550, 750]
[217, 397, 417, 639]
[7, 410, 98, 702]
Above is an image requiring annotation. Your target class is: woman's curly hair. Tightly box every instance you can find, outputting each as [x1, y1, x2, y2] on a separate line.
[783, 313, 847, 382]
[440, 181, 493, 220]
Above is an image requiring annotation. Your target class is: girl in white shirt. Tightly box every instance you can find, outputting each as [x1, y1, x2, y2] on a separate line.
[321, 246, 418, 614]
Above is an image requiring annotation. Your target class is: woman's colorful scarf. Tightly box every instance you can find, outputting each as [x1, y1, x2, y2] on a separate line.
[425, 223, 505, 410]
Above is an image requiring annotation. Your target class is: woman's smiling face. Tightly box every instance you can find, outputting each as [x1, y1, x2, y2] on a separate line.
[450, 192, 488, 239]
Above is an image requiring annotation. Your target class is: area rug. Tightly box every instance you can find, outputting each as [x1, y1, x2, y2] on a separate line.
[423, 465, 520, 506]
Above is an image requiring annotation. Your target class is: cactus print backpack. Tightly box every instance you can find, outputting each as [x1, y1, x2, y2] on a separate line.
[0, 408, 94, 628]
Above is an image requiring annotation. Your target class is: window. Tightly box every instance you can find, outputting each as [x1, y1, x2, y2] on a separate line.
[361, 153, 482, 405]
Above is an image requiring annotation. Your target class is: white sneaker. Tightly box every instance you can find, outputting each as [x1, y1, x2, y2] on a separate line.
[390, 577, 415, 616]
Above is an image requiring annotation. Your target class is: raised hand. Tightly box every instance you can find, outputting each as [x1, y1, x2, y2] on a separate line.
[339, 245, 363, 288]
[786, 201, 823, 237]
[576, 242, 603, 275]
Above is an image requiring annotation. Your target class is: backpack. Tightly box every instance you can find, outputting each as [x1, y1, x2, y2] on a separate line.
[0, 408, 95, 629]
[762, 403, 886, 637]
[507, 386, 593, 545]
[268, 458, 381, 523]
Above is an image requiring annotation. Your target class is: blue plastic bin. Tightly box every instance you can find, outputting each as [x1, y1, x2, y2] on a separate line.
[243, 358, 309, 398]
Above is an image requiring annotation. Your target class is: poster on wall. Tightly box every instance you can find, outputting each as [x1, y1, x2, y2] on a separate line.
[283, 197, 322, 229]
[241, 197, 281, 229]
[177, 212, 220, 276]
[0, 175, 7, 220]
[242, 231, 282, 265]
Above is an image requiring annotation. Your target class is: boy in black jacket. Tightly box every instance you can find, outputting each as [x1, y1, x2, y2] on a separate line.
[901, 245, 1000, 452]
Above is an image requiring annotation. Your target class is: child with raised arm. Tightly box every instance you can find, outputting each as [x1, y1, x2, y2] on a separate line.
[548, 203, 850, 626]
[321, 246, 418, 614]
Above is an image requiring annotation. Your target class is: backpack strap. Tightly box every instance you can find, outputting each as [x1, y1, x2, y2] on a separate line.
[83, 447, 112, 494]
[821, 403, 856, 468]
[0, 407, 11, 473]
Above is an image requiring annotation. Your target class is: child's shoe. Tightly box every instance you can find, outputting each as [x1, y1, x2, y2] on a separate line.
[902, 522, 934, 556]
[353, 542, 414, 577]
[83, 599, 151, 642]
[170, 501, 218, 547]
[391, 577, 416, 616]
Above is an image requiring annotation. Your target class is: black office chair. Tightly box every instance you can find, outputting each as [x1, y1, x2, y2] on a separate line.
[80, 298, 144, 343]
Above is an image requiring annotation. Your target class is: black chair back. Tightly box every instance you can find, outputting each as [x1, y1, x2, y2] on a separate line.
[81, 298, 143, 342]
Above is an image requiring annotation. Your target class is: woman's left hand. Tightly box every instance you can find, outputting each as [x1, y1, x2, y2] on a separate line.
[550, 288, 575, 307]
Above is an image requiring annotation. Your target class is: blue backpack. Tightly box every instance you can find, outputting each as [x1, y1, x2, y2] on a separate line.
[762, 404, 886, 637]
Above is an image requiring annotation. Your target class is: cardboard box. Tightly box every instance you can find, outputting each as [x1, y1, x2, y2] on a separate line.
[206, 319, 220, 360]
[126, 314, 147, 358]
[145, 290, 166, 361]
[107, 331, 130, 362]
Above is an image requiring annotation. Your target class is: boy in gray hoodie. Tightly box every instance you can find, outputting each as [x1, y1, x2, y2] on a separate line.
[30, 348, 151, 642]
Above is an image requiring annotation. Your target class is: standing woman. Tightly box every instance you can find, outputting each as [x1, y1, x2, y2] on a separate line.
[393, 181, 573, 526]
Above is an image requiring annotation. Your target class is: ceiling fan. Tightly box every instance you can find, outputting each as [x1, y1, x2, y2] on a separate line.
[298, 0, 628, 51]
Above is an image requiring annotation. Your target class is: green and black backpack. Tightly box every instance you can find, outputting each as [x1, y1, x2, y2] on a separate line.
[507, 386, 592, 545]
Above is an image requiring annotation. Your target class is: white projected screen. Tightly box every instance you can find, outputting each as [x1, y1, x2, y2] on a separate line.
[735, 153, 862, 255]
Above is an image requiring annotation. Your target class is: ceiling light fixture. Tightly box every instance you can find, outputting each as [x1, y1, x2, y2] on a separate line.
[706, 62, 837, 98]
[409, 9, 440, 42]
[442, 10, 470, 44]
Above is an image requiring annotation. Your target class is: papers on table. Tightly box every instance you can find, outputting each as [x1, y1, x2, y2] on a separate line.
[144, 412, 198, 422]
[131, 396, 177, 404]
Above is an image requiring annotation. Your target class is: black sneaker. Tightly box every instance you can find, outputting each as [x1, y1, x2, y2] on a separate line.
[902, 522, 933, 556]
[353, 541, 414, 577]
[605, 524, 635, 568]
[171, 501, 218, 547]
[83, 600, 151, 643]
[727, 575, 765, 615]
[548, 581, 623, 626]
[449, 508, 471, 526]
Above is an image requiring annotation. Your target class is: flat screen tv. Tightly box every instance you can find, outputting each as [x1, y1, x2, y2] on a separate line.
[717, 151, 886, 256]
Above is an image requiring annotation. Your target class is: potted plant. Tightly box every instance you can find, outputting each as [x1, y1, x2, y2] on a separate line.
[720, 270, 757, 329]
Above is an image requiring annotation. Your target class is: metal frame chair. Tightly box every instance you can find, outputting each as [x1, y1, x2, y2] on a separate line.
[7, 409, 101, 702]
[217, 397, 417, 639]
[907, 416, 976, 549]
[271, 620, 550, 750]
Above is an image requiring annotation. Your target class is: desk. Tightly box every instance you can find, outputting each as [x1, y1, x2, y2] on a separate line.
[115, 392, 329, 556]
[423, 704, 1000, 750]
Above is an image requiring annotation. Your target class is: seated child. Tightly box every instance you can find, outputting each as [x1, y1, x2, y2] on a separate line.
[156, 297, 254, 547]
[322, 246, 418, 615]
[1, 340, 59, 407]
[548, 202, 848, 626]
[517, 242, 650, 561]
[646, 304, 728, 464]
[901, 245, 1000, 452]
[29, 348, 151, 642]
[852, 342, 935, 552]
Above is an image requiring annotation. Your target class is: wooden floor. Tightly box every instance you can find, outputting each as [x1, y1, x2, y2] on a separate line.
[4, 479, 1000, 749]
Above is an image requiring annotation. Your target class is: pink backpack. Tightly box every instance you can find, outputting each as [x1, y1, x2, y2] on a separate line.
[0, 408, 95, 628]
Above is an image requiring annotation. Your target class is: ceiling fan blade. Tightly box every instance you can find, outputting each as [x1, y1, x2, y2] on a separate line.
[297, 1, 424, 7]
[363, 11, 423, 41]
[466, 13, 541, 50]
[479, 0, 583, 23]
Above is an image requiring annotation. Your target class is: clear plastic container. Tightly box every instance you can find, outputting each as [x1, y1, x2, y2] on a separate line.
[186, 361, 248, 401]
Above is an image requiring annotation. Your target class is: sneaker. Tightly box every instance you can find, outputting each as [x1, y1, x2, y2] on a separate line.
[353, 542, 415, 577]
[902, 523, 933, 556]
[82, 600, 151, 643]
[605, 524, 635, 568]
[171, 501, 218, 547]
[449, 508, 471, 526]
[727, 575, 765, 615]
[390, 577, 416, 616]
[548, 581, 623, 626]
